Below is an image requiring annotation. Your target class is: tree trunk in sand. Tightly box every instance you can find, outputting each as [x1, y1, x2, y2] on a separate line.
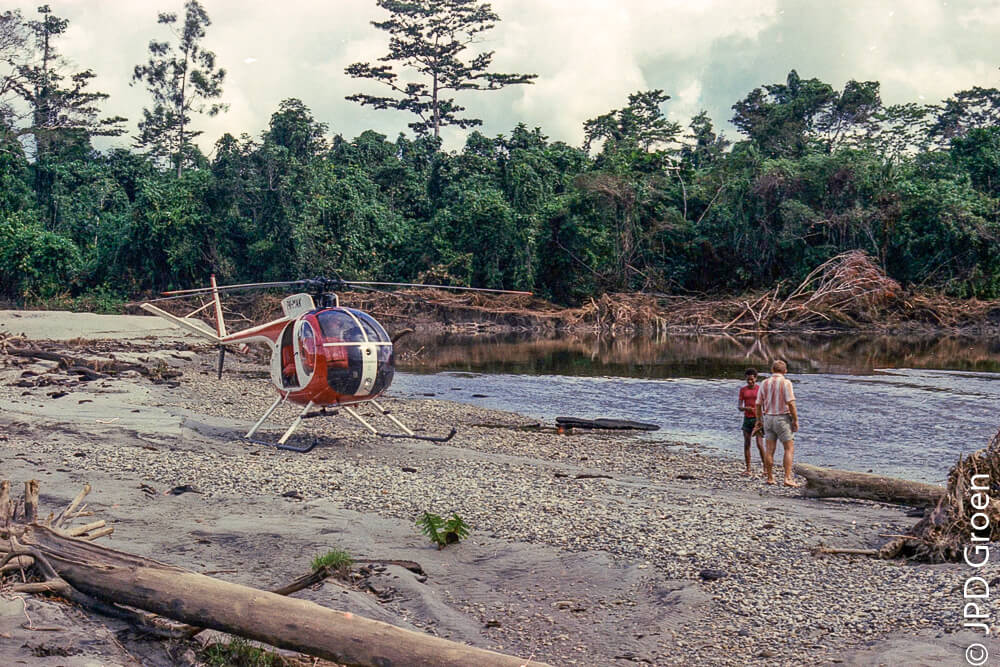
[16, 524, 543, 667]
[794, 463, 945, 507]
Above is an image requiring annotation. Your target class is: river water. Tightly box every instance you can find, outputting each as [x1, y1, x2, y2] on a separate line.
[389, 333, 1000, 484]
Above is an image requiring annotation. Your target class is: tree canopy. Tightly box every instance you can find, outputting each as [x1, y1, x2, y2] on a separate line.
[132, 0, 226, 177]
[0, 4, 995, 316]
[345, 0, 536, 138]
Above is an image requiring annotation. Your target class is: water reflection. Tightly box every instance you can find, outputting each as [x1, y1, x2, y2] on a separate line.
[390, 332, 1000, 483]
[396, 332, 1000, 378]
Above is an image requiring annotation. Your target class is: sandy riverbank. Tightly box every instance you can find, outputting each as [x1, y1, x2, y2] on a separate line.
[1, 311, 998, 666]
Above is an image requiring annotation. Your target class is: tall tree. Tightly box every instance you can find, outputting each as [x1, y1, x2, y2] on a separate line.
[583, 90, 682, 154]
[680, 110, 729, 169]
[2, 5, 125, 161]
[345, 0, 536, 138]
[132, 0, 226, 177]
[929, 87, 1000, 141]
[731, 70, 836, 158]
[861, 102, 935, 160]
[0, 10, 29, 151]
[815, 79, 881, 149]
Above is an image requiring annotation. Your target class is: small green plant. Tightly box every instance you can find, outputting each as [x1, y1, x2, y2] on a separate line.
[417, 512, 470, 549]
[201, 637, 287, 666]
[311, 548, 353, 573]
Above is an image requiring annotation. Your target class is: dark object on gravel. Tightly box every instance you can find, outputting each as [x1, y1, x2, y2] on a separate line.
[699, 569, 728, 581]
[555, 417, 659, 431]
[166, 485, 200, 495]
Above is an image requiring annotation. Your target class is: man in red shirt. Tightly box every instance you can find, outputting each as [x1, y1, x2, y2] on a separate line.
[753, 359, 801, 487]
[738, 368, 765, 476]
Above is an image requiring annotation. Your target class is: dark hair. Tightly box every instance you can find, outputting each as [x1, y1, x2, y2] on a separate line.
[745, 368, 757, 377]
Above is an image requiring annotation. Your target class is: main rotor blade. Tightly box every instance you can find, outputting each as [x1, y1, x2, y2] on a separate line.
[161, 280, 299, 296]
[344, 281, 532, 295]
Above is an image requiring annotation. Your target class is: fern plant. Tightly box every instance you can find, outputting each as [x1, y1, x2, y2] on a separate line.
[417, 512, 470, 549]
[311, 549, 353, 573]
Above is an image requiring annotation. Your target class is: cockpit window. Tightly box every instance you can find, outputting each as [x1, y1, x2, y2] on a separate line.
[316, 310, 364, 342]
[298, 321, 316, 375]
[349, 309, 391, 343]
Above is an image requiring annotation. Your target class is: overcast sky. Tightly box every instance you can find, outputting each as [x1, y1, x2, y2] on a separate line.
[9, 0, 1000, 153]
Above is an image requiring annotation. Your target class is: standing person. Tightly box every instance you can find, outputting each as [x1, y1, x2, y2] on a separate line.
[738, 368, 765, 476]
[753, 360, 801, 487]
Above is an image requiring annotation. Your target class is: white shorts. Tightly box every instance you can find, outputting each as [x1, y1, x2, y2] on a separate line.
[763, 414, 794, 443]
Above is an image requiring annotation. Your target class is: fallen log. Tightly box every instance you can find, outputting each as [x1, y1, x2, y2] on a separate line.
[794, 463, 945, 507]
[2, 481, 545, 667]
[14, 525, 539, 666]
[555, 416, 659, 431]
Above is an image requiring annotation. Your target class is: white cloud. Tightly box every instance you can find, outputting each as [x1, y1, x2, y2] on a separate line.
[4, 0, 998, 154]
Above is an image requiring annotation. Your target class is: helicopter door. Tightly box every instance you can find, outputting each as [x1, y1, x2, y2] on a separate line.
[294, 319, 318, 385]
[274, 320, 318, 389]
[276, 323, 297, 388]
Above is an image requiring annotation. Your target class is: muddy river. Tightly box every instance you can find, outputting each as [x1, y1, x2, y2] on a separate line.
[390, 332, 1000, 483]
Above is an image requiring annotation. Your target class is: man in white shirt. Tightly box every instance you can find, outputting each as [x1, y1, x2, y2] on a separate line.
[753, 359, 801, 487]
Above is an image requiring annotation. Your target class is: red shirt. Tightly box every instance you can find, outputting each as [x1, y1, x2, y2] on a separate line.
[739, 384, 759, 418]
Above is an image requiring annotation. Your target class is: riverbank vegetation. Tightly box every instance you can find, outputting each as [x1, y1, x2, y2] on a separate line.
[1, 3, 998, 320]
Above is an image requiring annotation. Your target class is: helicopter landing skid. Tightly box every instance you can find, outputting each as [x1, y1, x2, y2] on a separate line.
[243, 394, 319, 452]
[242, 395, 455, 452]
[343, 400, 457, 443]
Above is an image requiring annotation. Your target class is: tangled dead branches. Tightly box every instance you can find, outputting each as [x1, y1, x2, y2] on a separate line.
[690, 250, 903, 332]
[818, 428, 1000, 563]
[574, 293, 667, 332]
[881, 428, 1000, 563]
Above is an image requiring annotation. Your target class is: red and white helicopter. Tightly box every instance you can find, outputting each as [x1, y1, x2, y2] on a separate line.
[140, 276, 530, 452]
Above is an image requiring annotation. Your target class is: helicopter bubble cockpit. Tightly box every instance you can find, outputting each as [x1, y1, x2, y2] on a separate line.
[276, 306, 394, 399]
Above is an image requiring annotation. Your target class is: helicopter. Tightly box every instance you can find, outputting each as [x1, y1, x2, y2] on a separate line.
[139, 276, 531, 452]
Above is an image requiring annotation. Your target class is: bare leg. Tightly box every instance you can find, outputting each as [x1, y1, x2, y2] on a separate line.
[782, 439, 800, 487]
[742, 430, 753, 475]
[755, 434, 766, 471]
[764, 438, 777, 485]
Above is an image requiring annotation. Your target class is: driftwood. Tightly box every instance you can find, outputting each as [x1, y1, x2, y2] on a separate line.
[555, 417, 660, 431]
[1, 480, 545, 667]
[794, 463, 945, 507]
[814, 427, 1000, 562]
[3, 344, 180, 382]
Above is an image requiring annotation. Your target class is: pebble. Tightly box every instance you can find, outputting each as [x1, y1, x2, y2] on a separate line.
[1, 346, 992, 667]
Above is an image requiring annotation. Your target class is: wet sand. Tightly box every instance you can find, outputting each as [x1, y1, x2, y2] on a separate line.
[1, 311, 998, 666]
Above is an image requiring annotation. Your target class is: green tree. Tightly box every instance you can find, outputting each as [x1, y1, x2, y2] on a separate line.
[930, 87, 1000, 141]
[583, 90, 681, 155]
[860, 103, 935, 160]
[3, 6, 125, 163]
[680, 110, 729, 169]
[132, 0, 226, 177]
[0, 211, 80, 300]
[815, 79, 881, 149]
[0, 10, 30, 152]
[731, 70, 836, 158]
[345, 0, 536, 138]
[950, 126, 1000, 197]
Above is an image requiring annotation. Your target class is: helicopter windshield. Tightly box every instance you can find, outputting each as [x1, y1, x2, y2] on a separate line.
[348, 309, 391, 343]
[316, 310, 364, 342]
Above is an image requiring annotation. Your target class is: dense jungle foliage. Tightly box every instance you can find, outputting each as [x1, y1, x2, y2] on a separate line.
[1, 3, 999, 308]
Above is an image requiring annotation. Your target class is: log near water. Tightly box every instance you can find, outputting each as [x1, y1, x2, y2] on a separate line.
[1, 481, 545, 667]
[13, 525, 542, 667]
[794, 463, 945, 507]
